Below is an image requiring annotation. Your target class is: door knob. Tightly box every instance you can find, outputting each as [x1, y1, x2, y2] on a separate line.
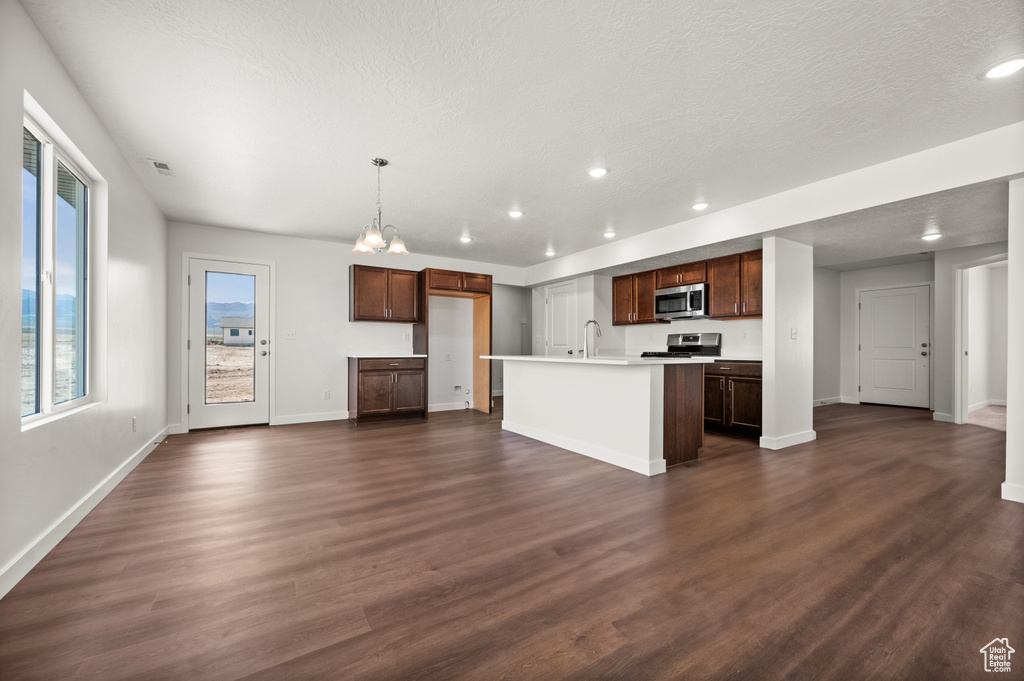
[921, 342, 928, 348]
[260, 350, 268, 356]
[921, 351, 928, 356]
[261, 339, 268, 345]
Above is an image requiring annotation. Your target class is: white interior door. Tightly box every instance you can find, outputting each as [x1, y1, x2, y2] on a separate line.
[545, 281, 577, 357]
[858, 285, 930, 408]
[188, 258, 271, 428]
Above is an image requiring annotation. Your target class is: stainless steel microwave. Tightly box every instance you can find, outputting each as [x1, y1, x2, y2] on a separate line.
[654, 282, 708, 320]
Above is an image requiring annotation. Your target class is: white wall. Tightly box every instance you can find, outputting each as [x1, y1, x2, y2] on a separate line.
[167, 221, 528, 429]
[967, 266, 991, 411]
[1, 0, 168, 597]
[428, 296, 474, 410]
[933, 242, 1009, 421]
[761, 237, 815, 449]
[989, 265, 1008, 403]
[813, 268, 841, 403]
[838, 261, 935, 403]
[624, 318, 763, 358]
[490, 283, 531, 395]
[1004, 178, 1023, 504]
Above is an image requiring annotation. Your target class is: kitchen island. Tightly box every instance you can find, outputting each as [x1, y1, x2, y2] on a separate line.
[483, 355, 713, 476]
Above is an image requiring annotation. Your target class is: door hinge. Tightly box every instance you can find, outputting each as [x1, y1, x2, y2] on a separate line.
[858, 344, 861, 351]
[187, 339, 191, 350]
[858, 302, 861, 309]
[858, 386, 861, 392]
[187, 404, 190, 414]
[188, 274, 191, 285]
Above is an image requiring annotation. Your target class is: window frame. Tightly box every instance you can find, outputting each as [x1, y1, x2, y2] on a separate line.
[22, 113, 94, 424]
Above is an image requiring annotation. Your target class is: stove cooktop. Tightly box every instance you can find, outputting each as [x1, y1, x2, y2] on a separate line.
[640, 351, 693, 358]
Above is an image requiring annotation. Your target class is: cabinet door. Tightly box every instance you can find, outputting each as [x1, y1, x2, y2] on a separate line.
[655, 266, 681, 290]
[679, 261, 708, 285]
[461, 272, 491, 293]
[352, 265, 390, 321]
[728, 377, 762, 430]
[388, 269, 420, 322]
[708, 255, 740, 318]
[740, 250, 763, 317]
[426, 269, 463, 292]
[612, 275, 635, 325]
[358, 372, 393, 415]
[633, 271, 658, 323]
[703, 375, 726, 426]
[393, 370, 426, 412]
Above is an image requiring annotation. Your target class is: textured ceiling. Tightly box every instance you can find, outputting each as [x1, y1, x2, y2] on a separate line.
[19, 0, 1024, 268]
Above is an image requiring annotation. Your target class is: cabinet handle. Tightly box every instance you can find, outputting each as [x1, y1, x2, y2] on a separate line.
[742, 302, 746, 314]
[389, 363, 399, 366]
[728, 380, 732, 391]
[734, 303, 737, 314]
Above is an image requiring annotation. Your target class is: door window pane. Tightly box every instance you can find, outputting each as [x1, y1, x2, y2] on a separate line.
[205, 272, 256, 404]
[54, 161, 88, 404]
[22, 129, 41, 416]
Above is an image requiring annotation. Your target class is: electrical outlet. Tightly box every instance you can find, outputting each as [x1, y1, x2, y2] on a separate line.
[284, 329, 297, 340]
[742, 331, 748, 340]
[323, 390, 330, 400]
[446, 353, 452, 361]
[132, 416, 137, 433]
[403, 332, 410, 341]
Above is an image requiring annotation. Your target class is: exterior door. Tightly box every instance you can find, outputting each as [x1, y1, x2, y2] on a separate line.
[858, 285, 930, 408]
[545, 281, 577, 356]
[188, 258, 271, 428]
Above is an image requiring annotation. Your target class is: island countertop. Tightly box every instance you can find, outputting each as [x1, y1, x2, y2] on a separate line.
[481, 354, 714, 366]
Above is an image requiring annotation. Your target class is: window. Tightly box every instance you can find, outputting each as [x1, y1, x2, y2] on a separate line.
[22, 117, 91, 420]
[230, 329, 239, 337]
[247, 330, 252, 336]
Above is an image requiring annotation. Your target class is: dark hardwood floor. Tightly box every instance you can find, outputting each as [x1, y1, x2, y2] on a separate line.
[1, 404, 1019, 680]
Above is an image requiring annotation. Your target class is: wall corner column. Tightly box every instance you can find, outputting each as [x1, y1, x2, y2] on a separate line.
[761, 237, 817, 449]
[1003, 178, 1024, 503]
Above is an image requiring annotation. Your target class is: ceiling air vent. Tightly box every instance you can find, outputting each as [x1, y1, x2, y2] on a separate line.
[148, 158, 175, 176]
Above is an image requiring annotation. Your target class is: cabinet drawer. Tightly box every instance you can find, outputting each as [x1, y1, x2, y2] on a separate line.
[358, 358, 425, 371]
[705, 361, 761, 377]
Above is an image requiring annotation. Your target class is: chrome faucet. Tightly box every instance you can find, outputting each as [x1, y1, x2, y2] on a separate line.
[582, 319, 602, 358]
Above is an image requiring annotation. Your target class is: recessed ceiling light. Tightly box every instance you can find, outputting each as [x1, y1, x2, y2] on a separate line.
[460, 236, 471, 243]
[604, 230, 616, 238]
[693, 202, 708, 211]
[921, 233, 942, 241]
[588, 167, 609, 178]
[981, 56, 1024, 79]
[545, 249, 555, 256]
[508, 210, 524, 218]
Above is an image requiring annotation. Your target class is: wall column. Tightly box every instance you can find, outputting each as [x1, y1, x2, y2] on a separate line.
[761, 237, 816, 449]
[1003, 178, 1024, 503]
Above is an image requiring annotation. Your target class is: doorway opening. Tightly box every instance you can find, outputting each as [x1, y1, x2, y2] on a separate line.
[954, 256, 1008, 428]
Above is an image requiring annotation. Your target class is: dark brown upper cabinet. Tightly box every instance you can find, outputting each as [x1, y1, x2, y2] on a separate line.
[655, 261, 707, 290]
[424, 268, 492, 296]
[350, 265, 420, 323]
[708, 249, 762, 319]
[612, 271, 657, 325]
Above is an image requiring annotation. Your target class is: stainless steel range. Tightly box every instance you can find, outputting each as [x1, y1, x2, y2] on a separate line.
[641, 333, 722, 358]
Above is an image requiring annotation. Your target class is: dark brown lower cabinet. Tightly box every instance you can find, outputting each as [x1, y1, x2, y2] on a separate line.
[704, 361, 762, 437]
[664, 363, 705, 466]
[349, 358, 426, 423]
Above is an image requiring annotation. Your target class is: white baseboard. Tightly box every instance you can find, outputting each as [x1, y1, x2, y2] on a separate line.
[167, 423, 186, 435]
[1001, 481, 1024, 505]
[813, 397, 841, 407]
[429, 402, 467, 412]
[272, 411, 349, 426]
[933, 412, 955, 423]
[759, 430, 817, 450]
[972, 399, 1007, 409]
[840, 396, 860, 404]
[0, 427, 168, 599]
[501, 419, 664, 476]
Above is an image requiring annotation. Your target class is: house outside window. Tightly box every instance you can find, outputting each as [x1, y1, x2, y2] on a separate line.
[230, 329, 239, 337]
[22, 116, 91, 421]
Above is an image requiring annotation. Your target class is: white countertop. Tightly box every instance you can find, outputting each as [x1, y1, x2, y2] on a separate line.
[349, 354, 427, 359]
[715, 355, 762, 362]
[482, 354, 714, 366]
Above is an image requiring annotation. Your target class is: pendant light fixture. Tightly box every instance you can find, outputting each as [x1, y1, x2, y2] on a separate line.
[352, 158, 409, 255]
